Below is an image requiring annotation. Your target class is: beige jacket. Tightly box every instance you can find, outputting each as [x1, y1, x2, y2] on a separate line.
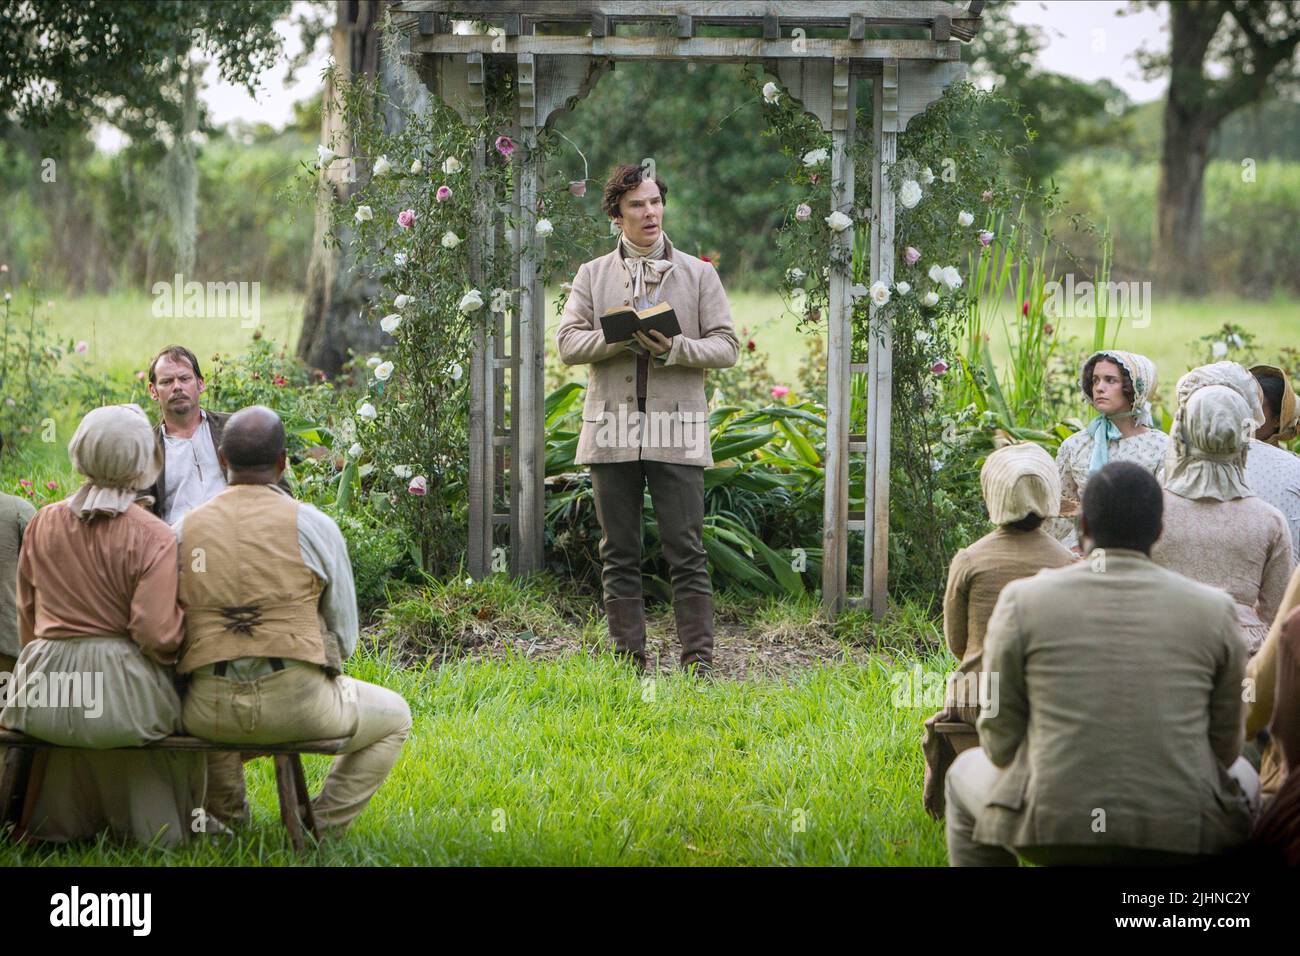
[556, 235, 739, 466]
[975, 549, 1254, 856]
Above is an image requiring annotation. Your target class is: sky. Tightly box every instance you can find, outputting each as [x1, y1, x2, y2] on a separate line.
[97, 0, 1171, 149]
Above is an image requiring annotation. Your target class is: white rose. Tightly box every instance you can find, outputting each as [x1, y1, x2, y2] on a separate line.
[825, 210, 853, 232]
[897, 179, 922, 209]
[919, 167, 935, 185]
[374, 360, 395, 381]
[394, 294, 411, 309]
[922, 291, 940, 307]
[534, 218, 554, 238]
[357, 401, 378, 421]
[410, 159, 423, 174]
[957, 210, 974, 227]
[786, 268, 806, 285]
[316, 144, 336, 167]
[940, 266, 963, 290]
[801, 147, 829, 167]
[380, 313, 402, 334]
[458, 289, 484, 313]
[393, 465, 413, 479]
[366, 356, 381, 368]
[869, 281, 891, 307]
[354, 205, 374, 222]
[490, 288, 511, 313]
[372, 155, 391, 177]
[450, 363, 464, 381]
[347, 442, 363, 458]
[762, 81, 780, 104]
[895, 281, 911, 295]
[441, 230, 461, 248]
[1212, 340, 1228, 359]
[1228, 333, 1244, 348]
[928, 264, 944, 284]
[442, 156, 462, 174]
[393, 252, 408, 267]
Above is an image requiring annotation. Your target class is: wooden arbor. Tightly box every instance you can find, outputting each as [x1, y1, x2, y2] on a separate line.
[391, 1, 983, 617]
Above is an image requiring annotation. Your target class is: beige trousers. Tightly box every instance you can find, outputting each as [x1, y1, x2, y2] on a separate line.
[182, 660, 412, 833]
[945, 746, 1261, 866]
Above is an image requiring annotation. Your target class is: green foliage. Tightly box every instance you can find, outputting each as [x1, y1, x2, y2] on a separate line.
[0, 0, 290, 141]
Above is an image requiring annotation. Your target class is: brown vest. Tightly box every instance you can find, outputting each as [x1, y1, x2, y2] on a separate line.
[177, 484, 340, 675]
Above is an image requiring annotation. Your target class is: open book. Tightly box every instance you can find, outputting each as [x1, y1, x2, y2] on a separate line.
[599, 301, 682, 345]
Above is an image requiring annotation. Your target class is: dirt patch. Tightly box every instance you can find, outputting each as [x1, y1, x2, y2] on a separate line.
[371, 600, 880, 681]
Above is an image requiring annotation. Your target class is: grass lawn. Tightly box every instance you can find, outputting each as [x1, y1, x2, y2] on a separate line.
[0, 642, 953, 866]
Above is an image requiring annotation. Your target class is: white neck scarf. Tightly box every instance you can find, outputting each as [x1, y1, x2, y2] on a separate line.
[618, 230, 674, 305]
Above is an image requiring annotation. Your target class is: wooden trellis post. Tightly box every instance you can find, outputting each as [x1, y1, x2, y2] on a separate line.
[395, 1, 981, 615]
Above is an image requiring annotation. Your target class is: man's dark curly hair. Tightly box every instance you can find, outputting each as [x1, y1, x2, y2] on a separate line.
[602, 162, 669, 220]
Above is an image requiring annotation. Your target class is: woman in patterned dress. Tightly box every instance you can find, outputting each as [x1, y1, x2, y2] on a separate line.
[1051, 350, 1168, 551]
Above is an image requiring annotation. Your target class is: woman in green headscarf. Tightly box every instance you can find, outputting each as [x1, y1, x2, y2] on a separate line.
[1050, 350, 1169, 551]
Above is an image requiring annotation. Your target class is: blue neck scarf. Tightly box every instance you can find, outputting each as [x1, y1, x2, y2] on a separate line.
[1086, 411, 1138, 476]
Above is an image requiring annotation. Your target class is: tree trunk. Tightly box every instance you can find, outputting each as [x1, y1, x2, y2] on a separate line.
[1154, 111, 1214, 296]
[1153, 1, 1224, 297]
[298, 0, 428, 377]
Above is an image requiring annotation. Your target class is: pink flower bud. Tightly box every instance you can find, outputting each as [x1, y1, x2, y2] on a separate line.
[494, 135, 515, 157]
[397, 209, 416, 229]
[771, 385, 790, 399]
[569, 180, 587, 197]
[930, 359, 949, 376]
[981, 190, 993, 202]
[978, 230, 994, 247]
[904, 246, 921, 266]
[795, 203, 811, 221]
[436, 186, 452, 202]
[408, 475, 428, 496]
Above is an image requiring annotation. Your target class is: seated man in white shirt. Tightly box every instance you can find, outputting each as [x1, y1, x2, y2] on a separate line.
[175, 407, 411, 837]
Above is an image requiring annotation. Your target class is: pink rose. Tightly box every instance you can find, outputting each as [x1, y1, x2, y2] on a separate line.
[569, 180, 587, 197]
[904, 246, 921, 266]
[978, 230, 993, 247]
[397, 209, 416, 229]
[981, 189, 993, 202]
[930, 360, 949, 376]
[18, 479, 32, 488]
[408, 475, 428, 496]
[46, 480, 57, 491]
[771, 385, 790, 399]
[436, 186, 452, 202]
[494, 135, 515, 157]
[1022, 300, 1030, 317]
[74, 340, 89, 354]
[795, 203, 811, 221]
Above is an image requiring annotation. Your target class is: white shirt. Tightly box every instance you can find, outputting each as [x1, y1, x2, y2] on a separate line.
[172, 489, 360, 679]
[1246, 438, 1300, 559]
[160, 410, 228, 525]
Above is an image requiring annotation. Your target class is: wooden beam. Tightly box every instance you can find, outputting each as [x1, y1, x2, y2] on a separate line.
[467, 136, 494, 580]
[763, 13, 780, 40]
[409, 34, 962, 62]
[849, 13, 866, 40]
[393, 1, 983, 37]
[677, 14, 694, 38]
[820, 58, 855, 616]
[515, 57, 545, 576]
[932, 14, 951, 42]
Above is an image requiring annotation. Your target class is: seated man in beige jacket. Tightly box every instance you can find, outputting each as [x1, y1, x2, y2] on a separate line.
[946, 461, 1259, 866]
[557, 162, 738, 673]
[176, 406, 411, 836]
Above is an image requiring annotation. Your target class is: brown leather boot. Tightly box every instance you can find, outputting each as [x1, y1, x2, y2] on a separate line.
[605, 597, 647, 671]
[674, 593, 715, 674]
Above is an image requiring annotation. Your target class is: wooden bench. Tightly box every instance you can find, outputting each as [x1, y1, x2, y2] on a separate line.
[0, 731, 349, 852]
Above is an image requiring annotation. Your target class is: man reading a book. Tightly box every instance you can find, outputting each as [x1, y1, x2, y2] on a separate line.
[556, 162, 739, 673]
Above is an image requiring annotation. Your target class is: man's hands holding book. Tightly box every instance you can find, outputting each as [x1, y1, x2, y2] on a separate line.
[632, 329, 673, 355]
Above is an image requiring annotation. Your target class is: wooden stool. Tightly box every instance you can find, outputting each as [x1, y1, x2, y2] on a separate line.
[0, 731, 349, 852]
[934, 720, 980, 756]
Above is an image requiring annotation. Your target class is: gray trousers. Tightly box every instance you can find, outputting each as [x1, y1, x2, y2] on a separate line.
[590, 459, 711, 603]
